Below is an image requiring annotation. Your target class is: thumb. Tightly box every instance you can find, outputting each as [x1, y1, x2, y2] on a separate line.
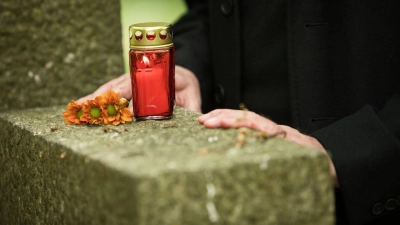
[183, 99, 201, 113]
[128, 99, 134, 117]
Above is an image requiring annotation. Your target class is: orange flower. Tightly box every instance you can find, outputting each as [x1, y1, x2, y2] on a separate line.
[62, 90, 132, 126]
[80, 95, 104, 124]
[118, 98, 133, 124]
[62, 100, 86, 125]
[101, 90, 132, 125]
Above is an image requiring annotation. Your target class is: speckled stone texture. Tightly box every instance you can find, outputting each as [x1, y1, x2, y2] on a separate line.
[0, 106, 334, 224]
[0, 0, 124, 112]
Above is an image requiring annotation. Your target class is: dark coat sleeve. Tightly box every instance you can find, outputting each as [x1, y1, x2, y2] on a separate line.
[173, 0, 214, 112]
[311, 90, 400, 225]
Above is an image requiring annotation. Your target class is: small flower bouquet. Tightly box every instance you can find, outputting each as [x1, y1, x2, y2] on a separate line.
[62, 90, 132, 125]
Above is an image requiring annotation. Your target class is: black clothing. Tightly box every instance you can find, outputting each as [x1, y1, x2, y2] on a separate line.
[173, 1, 400, 224]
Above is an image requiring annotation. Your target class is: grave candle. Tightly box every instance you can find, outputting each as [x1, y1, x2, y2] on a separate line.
[129, 23, 175, 120]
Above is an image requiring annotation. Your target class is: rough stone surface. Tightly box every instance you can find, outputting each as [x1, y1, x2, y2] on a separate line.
[0, 0, 124, 112]
[0, 106, 335, 224]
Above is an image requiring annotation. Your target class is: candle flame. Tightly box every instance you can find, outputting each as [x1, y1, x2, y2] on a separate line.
[142, 56, 150, 67]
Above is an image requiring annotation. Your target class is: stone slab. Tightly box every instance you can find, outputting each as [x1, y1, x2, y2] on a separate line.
[0, 106, 334, 224]
[0, 0, 124, 112]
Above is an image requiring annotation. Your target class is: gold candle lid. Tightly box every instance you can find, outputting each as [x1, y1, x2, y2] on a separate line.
[129, 22, 173, 49]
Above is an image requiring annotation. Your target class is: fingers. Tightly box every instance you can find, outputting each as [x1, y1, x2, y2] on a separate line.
[198, 109, 281, 134]
[198, 109, 241, 123]
[202, 116, 245, 128]
[76, 73, 132, 103]
[76, 81, 114, 103]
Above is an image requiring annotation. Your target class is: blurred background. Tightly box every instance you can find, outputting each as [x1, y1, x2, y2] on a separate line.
[120, 0, 187, 72]
[0, 0, 187, 111]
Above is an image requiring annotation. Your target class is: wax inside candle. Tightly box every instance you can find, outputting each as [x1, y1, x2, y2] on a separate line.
[130, 48, 175, 119]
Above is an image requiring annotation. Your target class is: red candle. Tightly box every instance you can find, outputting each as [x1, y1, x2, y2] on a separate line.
[130, 51, 175, 119]
[129, 22, 175, 120]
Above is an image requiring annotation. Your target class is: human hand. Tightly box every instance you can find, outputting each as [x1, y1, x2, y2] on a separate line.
[198, 109, 339, 187]
[174, 65, 202, 112]
[77, 73, 133, 112]
[76, 65, 202, 114]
